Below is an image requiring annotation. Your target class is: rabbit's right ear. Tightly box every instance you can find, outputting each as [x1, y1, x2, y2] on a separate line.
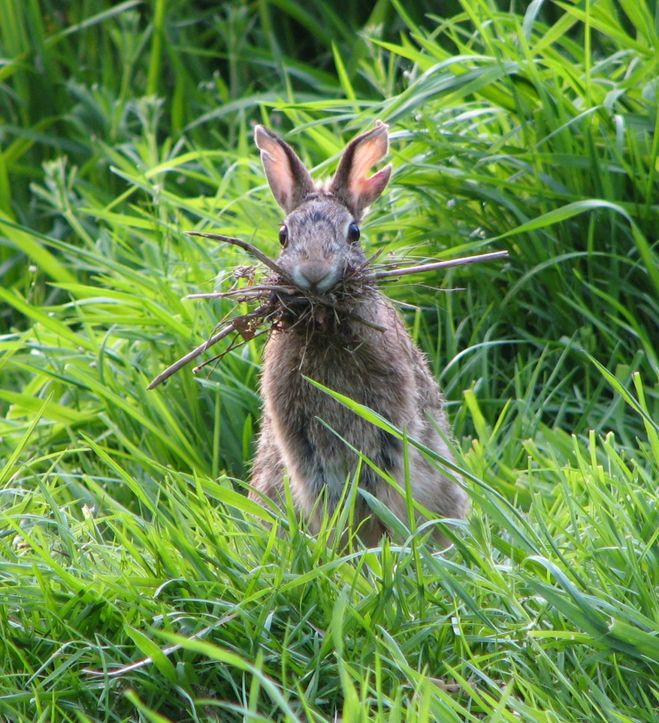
[329, 120, 392, 219]
[254, 125, 315, 213]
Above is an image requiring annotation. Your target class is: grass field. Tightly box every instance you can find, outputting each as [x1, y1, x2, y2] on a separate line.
[0, 1, 657, 720]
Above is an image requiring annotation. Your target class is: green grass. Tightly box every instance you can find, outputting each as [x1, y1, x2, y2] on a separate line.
[0, 0, 657, 720]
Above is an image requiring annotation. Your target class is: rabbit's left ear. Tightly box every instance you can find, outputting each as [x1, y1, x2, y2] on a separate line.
[329, 120, 392, 218]
[254, 125, 315, 213]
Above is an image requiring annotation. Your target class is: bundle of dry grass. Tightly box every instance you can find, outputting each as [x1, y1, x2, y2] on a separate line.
[147, 231, 508, 390]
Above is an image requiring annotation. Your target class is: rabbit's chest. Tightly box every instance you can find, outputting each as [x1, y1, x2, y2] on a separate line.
[265, 327, 415, 444]
[271, 326, 402, 401]
[262, 320, 420, 502]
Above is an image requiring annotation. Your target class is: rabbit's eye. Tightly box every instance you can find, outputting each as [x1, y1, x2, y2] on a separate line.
[279, 225, 288, 246]
[348, 222, 360, 243]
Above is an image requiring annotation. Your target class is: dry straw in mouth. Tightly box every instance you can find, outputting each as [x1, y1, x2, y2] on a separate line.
[146, 231, 509, 390]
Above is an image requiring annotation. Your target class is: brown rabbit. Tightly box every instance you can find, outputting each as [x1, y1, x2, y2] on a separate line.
[249, 121, 468, 545]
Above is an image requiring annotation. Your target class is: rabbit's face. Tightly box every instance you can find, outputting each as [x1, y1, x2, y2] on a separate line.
[277, 196, 366, 293]
[255, 121, 391, 294]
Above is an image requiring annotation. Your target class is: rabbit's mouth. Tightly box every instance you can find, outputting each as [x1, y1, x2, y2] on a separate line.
[270, 269, 377, 334]
[290, 263, 341, 294]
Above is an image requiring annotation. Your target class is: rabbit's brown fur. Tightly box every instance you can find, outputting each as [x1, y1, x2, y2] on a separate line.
[249, 122, 468, 544]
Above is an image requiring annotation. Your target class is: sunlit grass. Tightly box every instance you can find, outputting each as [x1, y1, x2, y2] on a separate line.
[0, 0, 657, 720]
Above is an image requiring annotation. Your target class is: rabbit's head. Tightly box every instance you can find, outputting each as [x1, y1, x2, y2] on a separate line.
[254, 122, 391, 294]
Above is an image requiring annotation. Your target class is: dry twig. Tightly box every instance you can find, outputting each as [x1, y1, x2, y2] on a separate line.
[371, 250, 508, 279]
[187, 231, 293, 281]
[186, 284, 297, 301]
[146, 235, 509, 390]
[147, 304, 270, 390]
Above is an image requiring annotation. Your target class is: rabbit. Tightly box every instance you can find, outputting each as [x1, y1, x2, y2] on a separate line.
[249, 120, 469, 545]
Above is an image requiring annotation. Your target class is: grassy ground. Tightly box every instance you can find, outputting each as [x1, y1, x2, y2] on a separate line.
[0, 1, 657, 720]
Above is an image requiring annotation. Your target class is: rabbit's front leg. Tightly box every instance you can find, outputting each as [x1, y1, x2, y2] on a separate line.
[249, 413, 286, 503]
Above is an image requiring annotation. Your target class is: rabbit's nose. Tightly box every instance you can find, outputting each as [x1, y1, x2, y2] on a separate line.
[295, 261, 337, 291]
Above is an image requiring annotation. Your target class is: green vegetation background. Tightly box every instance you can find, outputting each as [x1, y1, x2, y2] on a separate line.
[0, 0, 656, 720]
